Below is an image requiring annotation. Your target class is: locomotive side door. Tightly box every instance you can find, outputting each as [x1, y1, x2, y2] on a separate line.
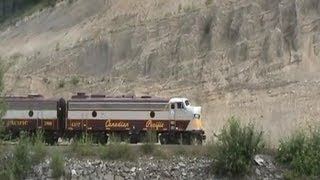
[174, 102, 186, 120]
[169, 103, 176, 130]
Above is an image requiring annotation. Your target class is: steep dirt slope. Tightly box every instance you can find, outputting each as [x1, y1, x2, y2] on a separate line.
[0, 0, 319, 145]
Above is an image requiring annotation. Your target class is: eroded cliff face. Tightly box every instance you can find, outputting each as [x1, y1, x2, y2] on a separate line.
[0, 0, 319, 143]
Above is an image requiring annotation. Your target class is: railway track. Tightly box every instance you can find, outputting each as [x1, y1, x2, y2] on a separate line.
[0, 140, 205, 147]
[0, 140, 208, 157]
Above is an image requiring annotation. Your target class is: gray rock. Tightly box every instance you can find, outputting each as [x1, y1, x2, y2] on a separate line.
[163, 171, 171, 177]
[255, 168, 261, 176]
[254, 155, 264, 166]
[130, 167, 136, 172]
[71, 169, 77, 176]
[275, 174, 283, 179]
[178, 162, 186, 168]
[25, 153, 284, 180]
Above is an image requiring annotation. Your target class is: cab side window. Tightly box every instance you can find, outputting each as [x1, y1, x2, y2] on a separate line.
[177, 102, 184, 109]
[171, 103, 175, 109]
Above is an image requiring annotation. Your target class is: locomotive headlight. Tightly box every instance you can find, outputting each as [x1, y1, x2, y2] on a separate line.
[194, 114, 200, 119]
[193, 114, 202, 129]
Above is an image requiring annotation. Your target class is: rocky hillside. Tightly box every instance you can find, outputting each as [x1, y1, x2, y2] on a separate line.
[0, 0, 319, 144]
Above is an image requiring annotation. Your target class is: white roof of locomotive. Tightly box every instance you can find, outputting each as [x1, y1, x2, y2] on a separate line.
[169, 97, 188, 103]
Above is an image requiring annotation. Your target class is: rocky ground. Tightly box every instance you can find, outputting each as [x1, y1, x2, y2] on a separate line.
[27, 154, 283, 180]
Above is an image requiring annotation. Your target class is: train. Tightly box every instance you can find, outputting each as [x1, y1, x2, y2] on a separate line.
[1, 92, 206, 145]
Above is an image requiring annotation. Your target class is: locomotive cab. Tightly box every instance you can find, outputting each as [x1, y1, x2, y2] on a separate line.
[163, 98, 205, 144]
[168, 98, 203, 129]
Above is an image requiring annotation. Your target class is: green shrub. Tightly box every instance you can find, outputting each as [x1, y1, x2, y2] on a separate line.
[211, 116, 264, 176]
[108, 133, 123, 143]
[174, 147, 188, 156]
[153, 149, 169, 159]
[57, 79, 65, 88]
[31, 130, 47, 165]
[71, 133, 95, 156]
[50, 151, 65, 179]
[42, 77, 50, 84]
[12, 132, 32, 179]
[277, 128, 320, 177]
[70, 76, 80, 86]
[140, 130, 157, 155]
[99, 143, 135, 161]
[141, 143, 155, 155]
[0, 145, 14, 180]
[205, 0, 213, 6]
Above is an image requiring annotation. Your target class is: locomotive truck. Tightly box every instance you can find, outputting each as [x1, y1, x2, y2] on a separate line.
[1, 93, 206, 145]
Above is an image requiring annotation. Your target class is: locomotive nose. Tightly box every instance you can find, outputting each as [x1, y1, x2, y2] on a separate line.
[192, 106, 201, 114]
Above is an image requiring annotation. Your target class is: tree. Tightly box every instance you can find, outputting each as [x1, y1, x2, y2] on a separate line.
[0, 61, 7, 138]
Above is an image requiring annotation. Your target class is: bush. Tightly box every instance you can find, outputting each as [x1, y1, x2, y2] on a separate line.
[153, 149, 169, 159]
[99, 143, 135, 161]
[12, 132, 32, 179]
[71, 133, 94, 156]
[57, 80, 65, 88]
[140, 130, 157, 155]
[211, 116, 264, 176]
[0, 145, 14, 180]
[70, 76, 79, 86]
[141, 143, 155, 155]
[50, 151, 65, 179]
[277, 127, 320, 177]
[31, 130, 47, 165]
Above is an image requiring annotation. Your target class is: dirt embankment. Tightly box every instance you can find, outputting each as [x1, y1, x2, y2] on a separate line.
[0, 0, 320, 144]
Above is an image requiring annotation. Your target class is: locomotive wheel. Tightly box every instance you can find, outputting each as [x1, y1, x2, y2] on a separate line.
[94, 132, 108, 145]
[190, 135, 202, 146]
[129, 131, 140, 144]
[159, 134, 168, 145]
[44, 131, 58, 145]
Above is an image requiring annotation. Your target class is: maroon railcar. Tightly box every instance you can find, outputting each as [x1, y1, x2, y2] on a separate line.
[2, 94, 66, 144]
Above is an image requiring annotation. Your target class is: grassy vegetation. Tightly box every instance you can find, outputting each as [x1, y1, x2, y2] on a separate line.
[42, 77, 50, 84]
[210, 116, 265, 177]
[11, 133, 33, 179]
[31, 130, 47, 165]
[0, 62, 6, 138]
[0, 0, 58, 25]
[70, 76, 80, 86]
[99, 142, 135, 161]
[277, 126, 320, 178]
[205, 0, 213, 6]
[50, 150, 65, 179]
[140, 130, 157, 155]
[70, 133, 95, 157]
[0, 131, 48, 179]
[57, 79, 65, 88]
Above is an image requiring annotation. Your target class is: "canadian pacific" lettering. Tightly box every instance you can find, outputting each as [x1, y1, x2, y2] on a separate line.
[105, 120, 129, 128]
[145, 120, 164, 130]
[7, 120, 28, 126]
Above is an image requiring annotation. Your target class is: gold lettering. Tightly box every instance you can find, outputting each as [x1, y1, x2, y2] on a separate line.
[105, 120, 129, 128]
[145, 120, 164, 130]
[7, 120, 28, 126]
[71, 121, 81, 128]
[44, 121, 53, 126]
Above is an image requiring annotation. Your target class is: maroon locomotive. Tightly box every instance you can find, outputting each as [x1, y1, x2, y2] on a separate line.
[1, 93, 206, 145]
